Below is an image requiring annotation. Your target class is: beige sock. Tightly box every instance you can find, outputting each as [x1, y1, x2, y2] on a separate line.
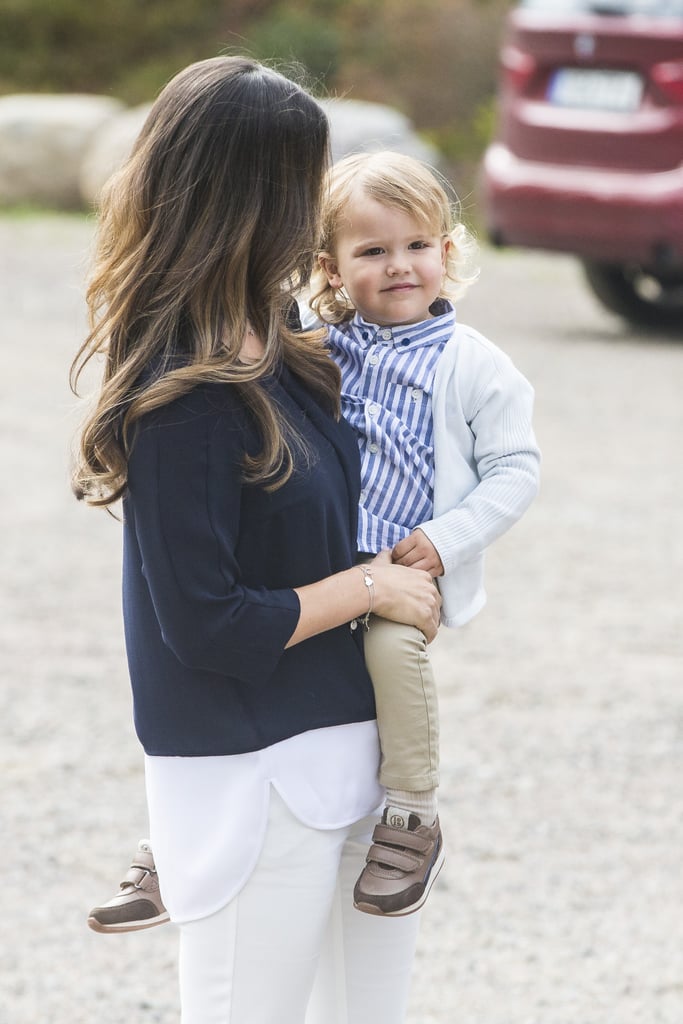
[384, 787, 438, 826]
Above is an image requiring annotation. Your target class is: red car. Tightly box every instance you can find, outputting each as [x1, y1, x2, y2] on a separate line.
[481, 0, 683, 328]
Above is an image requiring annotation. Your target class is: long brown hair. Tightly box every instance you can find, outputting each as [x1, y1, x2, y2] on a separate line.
[71, 56, 338, 507]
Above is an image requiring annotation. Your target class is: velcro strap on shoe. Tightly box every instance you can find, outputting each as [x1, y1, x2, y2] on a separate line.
[371, 824, 431, 854]
[366, 844, 419, 872]
[121, 864, 153, 888]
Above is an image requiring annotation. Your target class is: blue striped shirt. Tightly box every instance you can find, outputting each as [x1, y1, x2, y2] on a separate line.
[327, 301, 457, 553]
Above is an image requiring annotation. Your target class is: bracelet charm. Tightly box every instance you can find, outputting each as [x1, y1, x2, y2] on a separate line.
[357, 564, 374, 631]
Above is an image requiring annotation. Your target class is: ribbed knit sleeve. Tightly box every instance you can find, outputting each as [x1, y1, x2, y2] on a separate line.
[418, 326, 540, 573]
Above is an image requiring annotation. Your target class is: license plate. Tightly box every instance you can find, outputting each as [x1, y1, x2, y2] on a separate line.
[549, 69, 643, 112]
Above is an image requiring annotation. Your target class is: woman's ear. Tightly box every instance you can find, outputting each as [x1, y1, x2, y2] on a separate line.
[318, 252, 343, 289]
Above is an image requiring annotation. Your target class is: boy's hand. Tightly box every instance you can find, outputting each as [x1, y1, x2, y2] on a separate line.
[392, 529, 444, 577]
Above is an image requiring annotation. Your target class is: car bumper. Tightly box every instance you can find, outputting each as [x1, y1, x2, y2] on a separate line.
[481, 143, 683, 269]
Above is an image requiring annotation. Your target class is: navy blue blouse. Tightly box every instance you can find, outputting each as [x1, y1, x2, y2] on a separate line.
[122, 364, 375, 756]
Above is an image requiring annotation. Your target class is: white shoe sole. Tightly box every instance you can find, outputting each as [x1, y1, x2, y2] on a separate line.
[87, 910, 170, 933]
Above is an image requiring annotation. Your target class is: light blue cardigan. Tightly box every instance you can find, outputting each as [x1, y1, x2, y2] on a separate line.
[419, 321, 541, 627]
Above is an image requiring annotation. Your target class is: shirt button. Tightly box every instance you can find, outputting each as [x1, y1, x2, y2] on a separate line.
[368, 443, 379, 454]
[368, 403, 379, 417]
[359, 489, 367, 502]
[369, 354, 379, 366]
[411, 388, 423, 400]
[379, 328, 392, 342]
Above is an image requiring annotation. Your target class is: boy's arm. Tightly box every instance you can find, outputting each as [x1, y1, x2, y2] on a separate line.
[414, 364, 540, 575]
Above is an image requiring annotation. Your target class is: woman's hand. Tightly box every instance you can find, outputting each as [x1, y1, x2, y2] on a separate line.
[288, 551, 441, 648]
[366, 550, 442, 642]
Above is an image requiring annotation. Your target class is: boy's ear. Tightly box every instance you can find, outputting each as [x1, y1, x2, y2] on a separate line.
[318, 252, 343, 289]
[440, 236, 452, 269]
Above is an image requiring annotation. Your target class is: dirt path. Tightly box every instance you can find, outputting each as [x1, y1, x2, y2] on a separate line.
[2, 215, 682, 1024]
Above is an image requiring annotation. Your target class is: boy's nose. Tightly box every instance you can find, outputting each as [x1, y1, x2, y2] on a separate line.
[387, 258, 410, 276]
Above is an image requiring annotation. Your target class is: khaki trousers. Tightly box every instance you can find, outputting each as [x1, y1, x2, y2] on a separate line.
[363, 614, 440, 792]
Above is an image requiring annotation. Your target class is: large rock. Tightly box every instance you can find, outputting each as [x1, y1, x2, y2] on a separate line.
[320, 98, 439, 166]
[0, 94, 124, 209]
[78, 97, 438, 207]
[79, 104, 152, 208]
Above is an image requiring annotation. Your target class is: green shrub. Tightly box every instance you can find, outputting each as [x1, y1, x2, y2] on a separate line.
[244, 7, 342, 84]
[0, 0, 508, 170]
[0, 0, 223, 101]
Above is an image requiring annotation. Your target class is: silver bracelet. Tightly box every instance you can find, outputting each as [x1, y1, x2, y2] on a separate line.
[357, 564, 374, 631]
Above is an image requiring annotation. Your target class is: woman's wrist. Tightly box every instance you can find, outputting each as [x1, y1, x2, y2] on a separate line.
[287, 563, 382, 647]
[356, 564, 374, 630]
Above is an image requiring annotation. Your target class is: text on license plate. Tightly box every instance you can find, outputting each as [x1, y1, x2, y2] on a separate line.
[549, 69, 643, 112]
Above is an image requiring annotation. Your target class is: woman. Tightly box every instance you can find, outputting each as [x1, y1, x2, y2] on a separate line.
[71, 56, 440, 1024]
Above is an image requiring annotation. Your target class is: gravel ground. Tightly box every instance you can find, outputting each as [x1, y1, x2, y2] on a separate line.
[1, 214, 682, 1024]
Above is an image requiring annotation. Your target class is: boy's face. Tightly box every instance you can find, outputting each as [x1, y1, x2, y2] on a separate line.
[319, 191, 449, 327]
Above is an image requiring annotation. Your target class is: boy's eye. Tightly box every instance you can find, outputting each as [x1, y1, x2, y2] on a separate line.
[361, 246, 384, 256]
[408, 240, 429, 250]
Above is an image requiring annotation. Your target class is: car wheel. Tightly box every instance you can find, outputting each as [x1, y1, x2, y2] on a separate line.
[581, 260, 683, 329]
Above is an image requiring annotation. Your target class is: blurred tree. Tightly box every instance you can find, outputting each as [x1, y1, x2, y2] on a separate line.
[242, 5, 341, 83]
[0, 0, 224, 100]
[331, 0, 505, 140]
[0, 0, 510, 190]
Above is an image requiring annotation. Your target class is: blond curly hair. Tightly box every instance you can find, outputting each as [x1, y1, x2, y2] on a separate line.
[310, 150, 479, 325]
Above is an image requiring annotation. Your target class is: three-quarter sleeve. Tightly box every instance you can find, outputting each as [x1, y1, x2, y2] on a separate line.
[126, 394, 301, 683]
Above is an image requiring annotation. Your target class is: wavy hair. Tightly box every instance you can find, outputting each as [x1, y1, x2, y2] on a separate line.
[310, 150, 479, 324]
[71, 56, 337, 507]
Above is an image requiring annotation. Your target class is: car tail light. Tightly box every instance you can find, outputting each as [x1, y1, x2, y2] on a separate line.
[651, 61, 683, 104]
[501, 45, 537, 93]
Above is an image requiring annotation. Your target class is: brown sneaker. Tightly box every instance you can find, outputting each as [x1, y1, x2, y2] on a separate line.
[87, 840, 170, 933]
[353, 807, 444, 916]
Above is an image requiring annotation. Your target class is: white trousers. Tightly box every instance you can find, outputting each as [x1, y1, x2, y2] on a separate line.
[178, 789, 421, 1024]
